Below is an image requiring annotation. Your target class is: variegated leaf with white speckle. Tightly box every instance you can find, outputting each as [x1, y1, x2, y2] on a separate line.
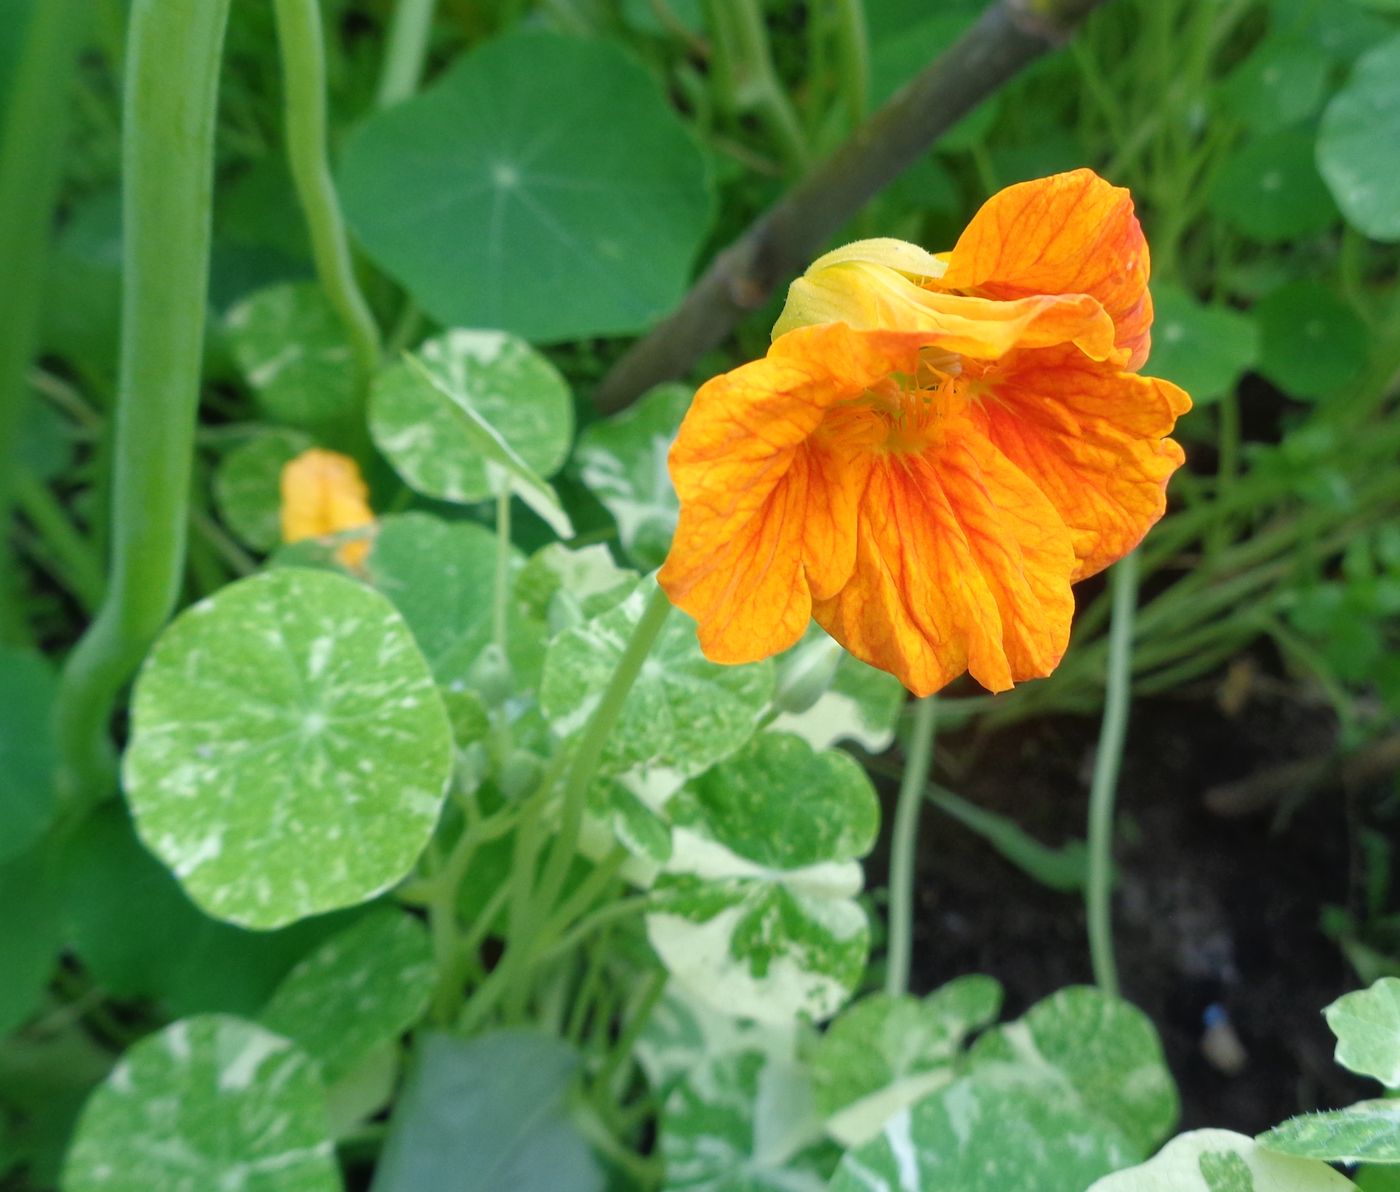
[812, 977, 1003, 1146]
[1260, 1101, 1400, 1165]
[365, 512, 545, 696]
[646, 732, 878, 1025]
[370, 330, 572, 522]
[64, 1015, 341, 1192]
[225, 283, 357, 431]
[969, 985, 1178, 1156]
[260, 908, 434, 1083]
[213, 428, 315, 552]
[540, 585, 772, 778]
[660, 1050, 837, 1192]
[636, 980, 799, 1095]
[1324, 977, 1400, 1089]
[572, 382, 688, 569]
[1087, 1129, 1359, 1191]
[829, 1068, 1139, 1192]
[771, 627, 906, 755]
[516, 542, 639, 637]
[123, 568, 453, 929]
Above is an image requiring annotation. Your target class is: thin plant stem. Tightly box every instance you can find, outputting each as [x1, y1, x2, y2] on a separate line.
[702, 0, 809, 173]
[832, 0, 870, 130]
[54, 0, 233, 814]
[539, 894, 653, 966]
[376, 0, 438, 108]
[533, 584, 672, 920]
[1085, 550, 1139, 998]
[0, 0, 88, 644]
[12, 472, 104, 614]
[885, 694, 937, 997]
[460, 584, 672, 1034]
[494, 485, 512, 659]
[272, 0, 381, 401]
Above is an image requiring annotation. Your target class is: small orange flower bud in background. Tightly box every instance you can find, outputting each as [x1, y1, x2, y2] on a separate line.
[279, 448, 376, 568]
[658, 169, 1191, 697]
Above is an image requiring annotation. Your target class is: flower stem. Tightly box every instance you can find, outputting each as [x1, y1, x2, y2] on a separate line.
[459, 583, 672, 1034]
[493, 484, 512, 659]
[54, 0, 233, 815]
[702, 0, 809, 174]
[376, 0, 438, 108]
[1085, 550, 1139, 999]
[272, 0, 381, 398]
[832, 0, 870, 130]
[534, 583, 672, 928]
[0, 0, 88, 645]
[885, 694, 937, 998]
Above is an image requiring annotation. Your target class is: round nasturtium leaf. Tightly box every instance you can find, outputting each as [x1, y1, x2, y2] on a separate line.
[661, 1050, 839, 1191]
[1217, 37, 1331, 133]
[540, 586, 773, 778]
[0, 647, 58, 862]
[573, 382, 689, 570]
[829, 1069, 1136, 1192]
[1087, 1128, 1360, 1191]
[646, 732, 878, 1025]
[365, 512, 541, 692]
[636, 981, 799, 1096]
[1318, 34, 1400, 243]
[261, 908, 435, 1083]
[339, 30, 714, 343]
[0, 843, 63, 1036]
[62, 805, 362, 1016]
[213, 428, 315, 552]
[770, 627, 907, 755]
[1209, 129, 1339, 243]
[1255, 281, 1369, 400]
[969, 985, 1178, 1157]
[1146, 284, 1258, 407]
[225, 282, 357, 431]
[123, 567, 453, 930]
[812, 977, 1004, 1146]
[1324, 977, 1400, 1088]
[1261, 1101, 1400, 1164]
[64, 1015, 341, 1192]
[370, 330, 572, 506]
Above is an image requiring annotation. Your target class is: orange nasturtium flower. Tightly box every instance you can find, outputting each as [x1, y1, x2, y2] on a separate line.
[657, 170, 1191, 697]
[280, 448, 376, 568]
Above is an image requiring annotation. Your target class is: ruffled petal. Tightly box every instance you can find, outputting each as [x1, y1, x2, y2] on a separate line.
[774, 259, 1121, 363]
[812, 424, 1075, 696]
[976, 345, 1191, 580]
[659, 323, 922, 662]
[939, 169, 1154, 369]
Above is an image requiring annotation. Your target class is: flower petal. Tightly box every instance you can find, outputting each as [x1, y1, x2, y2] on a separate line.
[977, 345, 1191, 580]
[940, 169, 1154, 369]
[774, 259, 1120, 363]
[658, 324, 923, 663]
[280, 448, 375, 543]
[812, 425, 1075, 696]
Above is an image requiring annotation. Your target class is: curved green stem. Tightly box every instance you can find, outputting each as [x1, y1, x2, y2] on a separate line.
[535, 583, 672, 920]
[0, 0, 89, 644]
[1085, 550, 1139, 999]
[55, 0, 232, 814]
[832, 0, 870, 129]
[702, 0, 809, 173]
[272, 0, 381, 396]
[886, 694, 937, 997]
[376, 0, 438, 108]
[493, 485, 512, 659]
[460, 583, 672, 1033]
